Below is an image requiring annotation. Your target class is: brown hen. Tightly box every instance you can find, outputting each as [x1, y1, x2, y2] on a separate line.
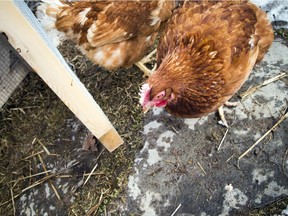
[140, 1, 274, 126]
[36, 0, 176, 76]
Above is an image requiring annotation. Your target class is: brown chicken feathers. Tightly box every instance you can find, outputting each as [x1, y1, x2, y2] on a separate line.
[140, 1, 274, 120]
[36, 0, 175, 70]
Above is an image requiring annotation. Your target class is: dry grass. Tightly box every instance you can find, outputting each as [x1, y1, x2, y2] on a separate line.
[0, 40, 146, 215]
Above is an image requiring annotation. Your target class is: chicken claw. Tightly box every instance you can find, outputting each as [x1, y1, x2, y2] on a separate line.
[134, 49, 157, 77]
[218, 101, 239, 127]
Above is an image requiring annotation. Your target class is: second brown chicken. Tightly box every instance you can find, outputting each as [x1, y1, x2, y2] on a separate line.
[140, 1, 274, 127]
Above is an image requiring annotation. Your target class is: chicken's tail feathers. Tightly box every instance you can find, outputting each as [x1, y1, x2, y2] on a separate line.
[36, 0, 66, 47]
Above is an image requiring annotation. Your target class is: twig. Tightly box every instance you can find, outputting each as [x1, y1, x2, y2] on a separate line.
[37, 139, 58, 156]
[56, 172, 105, 178]
[83, 149, 104, 186]
[21, 174, 57, 194]
[171, 204, 182, 216]
[1, 149, 105, 207]
[22, 150, 44, 160]
[197, 162, 207, 175]
[240, 72, 287, 99]
[0, 174, 58, 207]
[10, 188, 16, 216]
[85, 191, 104, 216]
[37, 154, 49, 175]
[71, 209, 78, 216]
[226, 153, 235, 163]
[9, 170, 52, 183]
[37, 139, 51, 155]
[171, 126, 179, 134]
[238, 112, 288, 160]
[83, 164, 98, 186]
[217, 129, 229, 150]
[38, 154, 61, 201]
[50, 183, 61, 200]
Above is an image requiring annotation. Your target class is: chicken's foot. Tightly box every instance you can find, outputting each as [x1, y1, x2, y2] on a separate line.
[218, 101, 239, 127]
[134, 49, 157, 77]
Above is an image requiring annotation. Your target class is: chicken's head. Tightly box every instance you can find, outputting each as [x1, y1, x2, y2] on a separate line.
[139, 83, 175, 113]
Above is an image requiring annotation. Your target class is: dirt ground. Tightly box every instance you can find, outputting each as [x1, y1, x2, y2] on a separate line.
[0, 40, 147, 215]
[0, 30, 287, 215]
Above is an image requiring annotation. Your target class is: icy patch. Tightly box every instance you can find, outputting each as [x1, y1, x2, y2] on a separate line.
[144, 120, 162, 134]
[233, 128, 250, 136]
[254, 194, 263, 204]
[156, 131, 175, 152]
[20, 194, 27, 202]
[44, 183, 50, 198]
[49, 205, 56, 211]
[220, 184, 248, 216]
[252, 169, 275, 184]
[184, 116, 208, 130]
[152, 107, 163, 116]
[140, 141, 150, 154]
[282, 205, 288, 216]
[264, 181, 288, 197]
[262, 41, 288, 64]
[147, 149, 161, 166]
[128, 168, 141, 200]
[27, 203, 36, 216]
[163, 200, 170, 207]
[251, 0, 288, 28]
[140, 191, 162, 216]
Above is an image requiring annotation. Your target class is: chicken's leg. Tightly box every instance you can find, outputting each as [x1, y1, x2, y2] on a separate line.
[218, 101, 239, 127]
[134, 49, 157, 77]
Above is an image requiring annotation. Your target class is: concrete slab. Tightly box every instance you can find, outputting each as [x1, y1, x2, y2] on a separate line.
[124, 39, 288, 215]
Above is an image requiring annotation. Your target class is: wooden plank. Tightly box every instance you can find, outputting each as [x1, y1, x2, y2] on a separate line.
[0, 0, 123, 152]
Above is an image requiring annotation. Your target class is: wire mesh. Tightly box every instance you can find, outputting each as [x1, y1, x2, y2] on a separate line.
[0, 33, 32, 107]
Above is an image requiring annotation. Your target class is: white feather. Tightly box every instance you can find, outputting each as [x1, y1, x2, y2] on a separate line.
[139, 84, 151, 105]
[36, 0, 66, 47]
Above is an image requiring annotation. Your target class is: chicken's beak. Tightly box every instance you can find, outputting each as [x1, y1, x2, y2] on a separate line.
[143, 106, 151, 114]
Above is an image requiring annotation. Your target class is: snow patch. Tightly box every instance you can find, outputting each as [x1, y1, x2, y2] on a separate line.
[251, 0, 288, 28]
[44, 183, 50, 198]
[184, 117, 208, 130]
[282, 205, 288, 216]
[128, 168, 141, 200]
[143, 120, 162, 134]
[147, 149, 161, 166]
[254, 194, 263, 204]
[252, 169, 275, 184]
[140, 191, 162, 216]
[156, 131, 175, 152]
[220, 184, 248, 216]
[152, 107, 163, 116]
[233, 128, 250, 136]
[264, 181, 288, 197]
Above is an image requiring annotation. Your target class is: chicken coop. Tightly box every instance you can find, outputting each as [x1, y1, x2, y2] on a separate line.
[0, 33, 31, 108]
[0, 0, 123, 152]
